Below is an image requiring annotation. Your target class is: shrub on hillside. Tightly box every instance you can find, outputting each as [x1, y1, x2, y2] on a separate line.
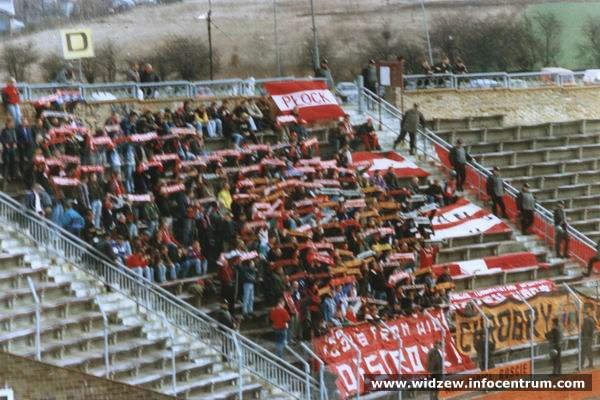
[1, 42, 39, 81]
[142, 36, 217, 81]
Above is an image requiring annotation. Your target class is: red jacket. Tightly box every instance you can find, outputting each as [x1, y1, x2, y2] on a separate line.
[2, 85, 19, 105]
[125, 253, 147, 268]
[270, 306, 291, 330]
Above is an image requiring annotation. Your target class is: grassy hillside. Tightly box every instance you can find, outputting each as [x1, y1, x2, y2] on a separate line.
[525, 1, 600, 69]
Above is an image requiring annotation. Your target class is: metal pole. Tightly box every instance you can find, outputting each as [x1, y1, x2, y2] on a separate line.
[78, 59, 83, 82]
[232, 332, 244, 400]
[165, 324, 177, 392]
[425, 310, 445, 375]
[341, 332, 361, 400]
[357, 75, 364, 114]
[207, 0, 214, 80]
[381, 321, 403, 400]
[301, 341, 327, 400]
[287, 345, 312, 400]
[377, 84, 382, 131]
[98, 301, 110, 378]
[273, 0, 282, 76]
[516, 294, 535, 375]
[419, 0, 434, 66]
[469, 300, 492, 371]
[309, 0, 320, 71]
[26, 277, 41, 361]
[563, 283, 583, 371]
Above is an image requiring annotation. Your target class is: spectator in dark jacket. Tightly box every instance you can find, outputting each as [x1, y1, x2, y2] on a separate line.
[582, 309, 595, 368]
[545, 317, 562, 374]
[1, 116, 18, 181]
[449, 139, 472, 192]
[393, 103, 425, 155]
[239, 260, 257, 317]
[553, 200, 569, 258]
[517, 183, 535, 235]
[486, 166, 507, 218]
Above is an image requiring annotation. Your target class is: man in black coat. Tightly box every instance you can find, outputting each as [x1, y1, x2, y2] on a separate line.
[486, 167, 507, 218]
[474, 328, 496, 371]
[448, 140, 472, 192]
[517, 183, 535, 235]
[553, 200, 569, 258]
[545, 317, 562, 374]
[426, 341, 443, 400]
[582, 309, 596, 368]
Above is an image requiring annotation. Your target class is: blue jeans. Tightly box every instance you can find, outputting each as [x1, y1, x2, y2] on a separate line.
[91, 199, 102, 229]
[274, 328, 287, 358]
[168, 263, 179, 280]
[211, 119, 223, 136]
[132, 266, 153, 282]
[155, 264, 167, 283]
[146, 220, 158, 236]
[242, 282, 254, 315]
[232, 133, 244, 147]
[181, 258, 206, 278]
[124, 164, 135, 193]
[6, 103, 21, 126]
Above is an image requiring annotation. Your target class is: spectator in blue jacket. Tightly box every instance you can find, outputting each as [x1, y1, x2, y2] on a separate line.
[60, 200, 85, 237]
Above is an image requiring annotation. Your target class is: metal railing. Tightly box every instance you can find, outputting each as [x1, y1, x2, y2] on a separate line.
[358, 85, 598, 267]
[0, 190, 316, 398]
[15, 76, 325, 102]
[403, 70, 597, 91]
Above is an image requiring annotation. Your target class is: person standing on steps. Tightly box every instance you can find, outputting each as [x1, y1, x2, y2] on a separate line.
[586, 241, 600, 277]
[393, 103, 425, 155]
[449, 139, 472, 192]
[545, 317, 562, 374]
[426, 340, 443, 400]
[582, 309, 596, 369]
[517, 183, 535, 235]
[553, 200, 570, 258]
[486, 166, 507, 218]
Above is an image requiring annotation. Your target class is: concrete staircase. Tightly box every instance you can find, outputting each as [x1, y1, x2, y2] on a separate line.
[0, 223, 274, 400]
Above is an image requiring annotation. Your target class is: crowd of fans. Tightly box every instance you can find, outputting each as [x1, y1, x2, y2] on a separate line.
[0, 79, 463, 359]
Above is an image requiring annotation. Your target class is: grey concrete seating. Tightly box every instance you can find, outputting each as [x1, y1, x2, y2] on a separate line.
[503, 170, 599, 190]
[123, 356, 218, 390]
[466, 134, 600, 155]
[427, 115, 505, 132]
[476, 144, 600, 167]
[166, 371, 258, 399]
[497, 158, 600, 178]
[437, 240, 527, 264]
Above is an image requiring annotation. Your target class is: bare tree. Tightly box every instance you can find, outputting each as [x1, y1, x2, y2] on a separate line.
[96, 41, 120, 82]
[143, 36, 216, 81]
[579, 18, 600, 67]
[533, 11, 563, 66]
[1, 42, 39, 81]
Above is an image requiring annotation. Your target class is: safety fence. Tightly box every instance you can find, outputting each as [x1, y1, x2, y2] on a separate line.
[15, 76, 323, 102]
[403, 70, 591, 91]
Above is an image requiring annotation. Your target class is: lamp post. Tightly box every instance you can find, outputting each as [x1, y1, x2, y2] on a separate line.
[207, 0, 213, 80]
[419, 0, 433, 66]
[309, 0, 320, 71]
[273, 0, 282, 76]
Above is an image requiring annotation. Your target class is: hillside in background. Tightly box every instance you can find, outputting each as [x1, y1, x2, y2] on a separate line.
[0, 0, 520, 81]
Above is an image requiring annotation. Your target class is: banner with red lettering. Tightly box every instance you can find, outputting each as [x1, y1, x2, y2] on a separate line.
[263, 80, 345, 123]
[312, 310, 475, 398]
[352, 151, 430, 178]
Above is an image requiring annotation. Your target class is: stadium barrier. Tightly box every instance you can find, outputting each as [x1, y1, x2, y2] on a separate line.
[0, 190, 320, 399]
[15, 76, 324, 102]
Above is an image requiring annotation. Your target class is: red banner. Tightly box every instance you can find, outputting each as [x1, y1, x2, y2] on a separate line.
[263, 80, 345, 123]
[312, 310, 475, 399]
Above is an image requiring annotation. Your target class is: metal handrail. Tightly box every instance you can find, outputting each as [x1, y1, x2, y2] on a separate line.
[16, 76, 327, 101]
[359, 86, 597, 265]
[0, 191, 314, 398]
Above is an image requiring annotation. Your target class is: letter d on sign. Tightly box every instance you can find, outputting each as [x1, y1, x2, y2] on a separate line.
[60, 29, 95, 60]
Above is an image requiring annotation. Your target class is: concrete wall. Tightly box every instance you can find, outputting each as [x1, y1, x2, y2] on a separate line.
[0, 351, 175, 400]
[398, 86, 600, 126]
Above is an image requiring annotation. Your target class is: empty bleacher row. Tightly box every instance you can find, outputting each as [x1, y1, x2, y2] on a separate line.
[0, 224, 263, 400]
[433, 119, 600, 243]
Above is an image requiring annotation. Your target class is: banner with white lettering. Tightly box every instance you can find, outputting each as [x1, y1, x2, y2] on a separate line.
[263, 80, 345, 123]
[312, 310, 475, 398]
